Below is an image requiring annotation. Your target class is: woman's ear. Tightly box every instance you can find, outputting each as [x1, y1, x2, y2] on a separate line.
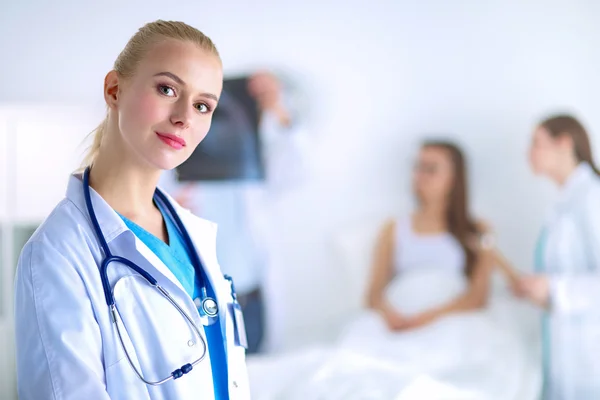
[104, 70, 120, 110]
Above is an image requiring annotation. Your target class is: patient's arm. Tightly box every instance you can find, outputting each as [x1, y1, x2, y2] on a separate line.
[365, 219, 396, 310]
[474, 228, 525, 295]
[365, 219, 409, 330]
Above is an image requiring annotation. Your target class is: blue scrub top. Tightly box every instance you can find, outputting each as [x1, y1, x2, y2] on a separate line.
[119, 200, 229, 399]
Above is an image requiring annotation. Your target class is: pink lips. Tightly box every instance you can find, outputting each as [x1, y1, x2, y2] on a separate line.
[156, 132, 186, 150]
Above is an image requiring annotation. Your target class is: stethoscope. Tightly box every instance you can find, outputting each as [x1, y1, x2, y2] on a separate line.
[82, 167, 218, 385]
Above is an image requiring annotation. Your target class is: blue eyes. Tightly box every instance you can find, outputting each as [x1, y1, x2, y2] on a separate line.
[157, 85, 212, 114]
[196, 104, 209, 113]
[158, 85, 175, 97]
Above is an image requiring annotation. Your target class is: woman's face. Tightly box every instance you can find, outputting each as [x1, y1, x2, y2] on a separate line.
[412, 146, 455, 203]
[528, 126, 564, 175]
[106, 39, 223, 171]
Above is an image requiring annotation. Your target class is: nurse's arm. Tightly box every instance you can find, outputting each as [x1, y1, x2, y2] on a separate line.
[491, 249, 523, 288]
[259, 96, 309, 193]
[14, 241, 111, 400]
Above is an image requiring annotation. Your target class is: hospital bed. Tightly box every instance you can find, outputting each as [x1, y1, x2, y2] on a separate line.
[246, 215, 542, 400]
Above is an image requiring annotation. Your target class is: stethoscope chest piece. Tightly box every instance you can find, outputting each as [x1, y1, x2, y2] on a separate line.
[194, 297, 219, 319]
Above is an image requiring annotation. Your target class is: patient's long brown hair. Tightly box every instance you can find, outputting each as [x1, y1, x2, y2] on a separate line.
[422, 140, 481, 277]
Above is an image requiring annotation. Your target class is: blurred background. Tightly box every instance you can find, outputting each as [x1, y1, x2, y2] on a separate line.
[1, 0, 600, 398]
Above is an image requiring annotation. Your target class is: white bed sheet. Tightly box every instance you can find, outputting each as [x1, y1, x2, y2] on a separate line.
[247, 287, 542, 400]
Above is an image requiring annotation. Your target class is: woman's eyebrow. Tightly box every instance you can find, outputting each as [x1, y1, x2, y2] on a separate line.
[154, 71, 219, 101]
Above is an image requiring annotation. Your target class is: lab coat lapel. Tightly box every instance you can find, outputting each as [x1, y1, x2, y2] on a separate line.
[155, 188, 223, 294]
[555, 163, 594, 214]
[131, 234, 189, 294]
[161, 190, 252, 397]
[173, 204, 228, 333]
[543, 163, 597, 273]
[65, 173, 191, 298]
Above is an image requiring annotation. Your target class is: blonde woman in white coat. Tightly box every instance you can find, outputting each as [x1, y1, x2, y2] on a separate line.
[14, 20, 251, 400]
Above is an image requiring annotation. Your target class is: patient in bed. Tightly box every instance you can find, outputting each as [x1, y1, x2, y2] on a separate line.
[279, 141, 537, 400]
[248, 141, 539, 400]
[365, 140, 493, 331]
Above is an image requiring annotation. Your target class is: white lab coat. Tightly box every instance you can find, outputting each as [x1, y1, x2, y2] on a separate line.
[13, 173, 251, 400]
[539, 162, 600, 399]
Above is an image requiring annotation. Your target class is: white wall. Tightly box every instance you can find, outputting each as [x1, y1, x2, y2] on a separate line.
[2, 0, 600, 361]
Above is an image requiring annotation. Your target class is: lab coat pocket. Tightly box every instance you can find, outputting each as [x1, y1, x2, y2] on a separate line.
[105, 356, 151, 400]
[111, 275, 212, 386]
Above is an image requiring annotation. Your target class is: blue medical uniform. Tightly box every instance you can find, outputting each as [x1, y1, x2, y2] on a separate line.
[119, 201, 229, 399]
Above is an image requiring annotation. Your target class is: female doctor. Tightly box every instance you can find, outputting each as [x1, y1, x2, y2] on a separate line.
[14, 20, 251, 400]
[501, 114, 600, 399]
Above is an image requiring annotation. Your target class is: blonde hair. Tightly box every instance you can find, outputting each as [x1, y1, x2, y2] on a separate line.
[81, 20, 221, 168]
